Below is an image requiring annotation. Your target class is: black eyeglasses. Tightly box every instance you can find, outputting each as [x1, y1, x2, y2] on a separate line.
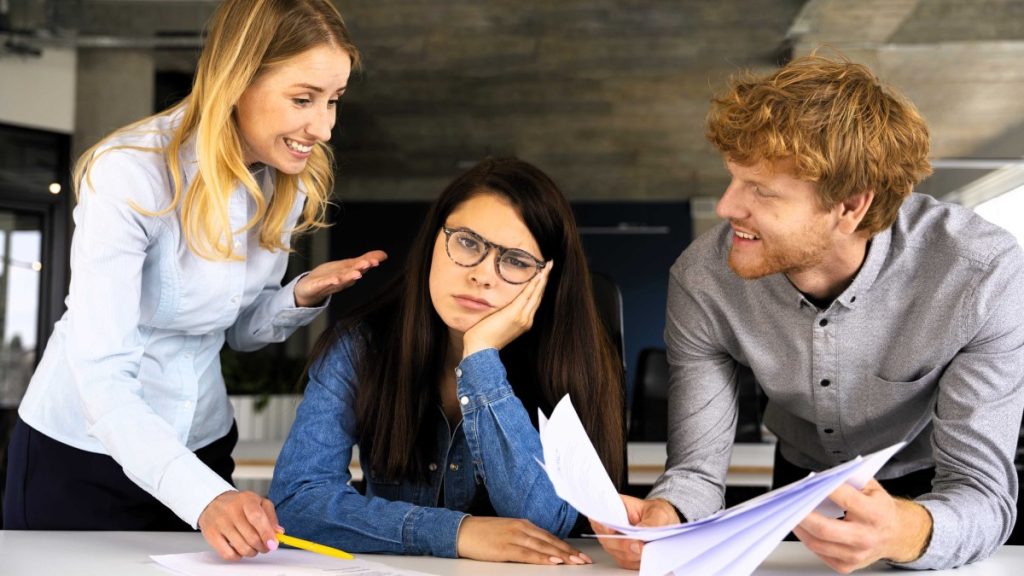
[442, 226, 547, 284]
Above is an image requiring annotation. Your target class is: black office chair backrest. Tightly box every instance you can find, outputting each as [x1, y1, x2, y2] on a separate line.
[587, 270, 629, 488]
[628, 348, 764, 443]
[589, 270, 625, 373]
[1009, 416, 1024, 545]
[629, 347, 669, 441]
[734, 365, 764, 443]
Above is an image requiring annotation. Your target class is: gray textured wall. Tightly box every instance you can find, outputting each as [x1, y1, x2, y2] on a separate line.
[66, 0, 1024, 204]
[70, 0, 804, 202]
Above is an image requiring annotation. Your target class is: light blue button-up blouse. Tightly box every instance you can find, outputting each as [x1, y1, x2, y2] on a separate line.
[18, 108, 327, 528]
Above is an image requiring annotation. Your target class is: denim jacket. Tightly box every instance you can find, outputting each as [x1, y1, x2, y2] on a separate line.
[269, 332, 579, 557]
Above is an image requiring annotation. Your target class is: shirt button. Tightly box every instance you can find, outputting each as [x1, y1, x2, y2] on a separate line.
[428, 462, 438, 471]
[234, 240, 241, 248]
[819, 319, 829, 327]
[850, 295, 857, 303]
[820, 379, 830, 387]
[824, 428, 834, 434]
[832, 450, 842, 454]
[449, 463, 459, 471]
[230, 295, 240, 304]
[183, 400, 193, 409]
[459, 396, 469, 406]
[455, 368, 463, 378]
[183, 352, 193, 360]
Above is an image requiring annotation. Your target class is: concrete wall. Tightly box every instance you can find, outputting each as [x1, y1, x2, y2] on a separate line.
[73, 50, 155, 160]
[0, 47, 76, 134]
[65, 0, 804, 203]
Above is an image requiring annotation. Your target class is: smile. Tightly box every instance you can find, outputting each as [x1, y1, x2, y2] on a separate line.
[284, 138, 313, 153]
[734, 229, 760, 240]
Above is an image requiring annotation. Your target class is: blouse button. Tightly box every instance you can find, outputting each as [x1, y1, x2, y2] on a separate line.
[459, 396, 469, 406]
[449, 463, 459, 471]
[455, 367, 463, 378]
[428, 462, 438, 472]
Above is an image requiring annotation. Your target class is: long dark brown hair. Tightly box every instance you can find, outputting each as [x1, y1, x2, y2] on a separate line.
[310, 157, 624, 486]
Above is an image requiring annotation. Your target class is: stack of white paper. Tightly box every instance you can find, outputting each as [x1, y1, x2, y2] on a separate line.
[538, 395, 905, 576]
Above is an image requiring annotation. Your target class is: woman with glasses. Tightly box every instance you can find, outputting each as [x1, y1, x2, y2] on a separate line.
[270, 157, 625, 565]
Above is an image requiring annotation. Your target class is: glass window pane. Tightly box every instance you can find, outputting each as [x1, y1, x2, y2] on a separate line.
[0, 210, 43, 409]
[975, 186, 1024, 247]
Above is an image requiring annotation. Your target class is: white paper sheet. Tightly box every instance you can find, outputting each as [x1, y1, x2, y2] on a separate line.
[151, 549, 438, 576]
[537, 394, 906, 576]
[537, 396, 630, 527]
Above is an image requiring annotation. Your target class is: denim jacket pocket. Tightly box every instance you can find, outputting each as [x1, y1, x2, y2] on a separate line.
[365, 469, 403, 502]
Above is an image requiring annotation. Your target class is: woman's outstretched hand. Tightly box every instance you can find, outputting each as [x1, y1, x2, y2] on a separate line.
[461, 262, 553, 358]
[294, 250, 387, 308]
[456, 516, 591, 565]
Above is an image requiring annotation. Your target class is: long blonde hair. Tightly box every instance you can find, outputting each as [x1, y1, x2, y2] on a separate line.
[74, 0, 361, 260]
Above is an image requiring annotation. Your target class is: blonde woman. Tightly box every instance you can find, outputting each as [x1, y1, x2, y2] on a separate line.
[3, 0, 384, 561]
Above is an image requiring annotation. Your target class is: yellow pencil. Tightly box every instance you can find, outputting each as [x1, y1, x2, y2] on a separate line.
[276, 533, 354, 560]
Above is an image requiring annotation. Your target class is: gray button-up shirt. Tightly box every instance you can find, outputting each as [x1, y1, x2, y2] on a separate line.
[649, 193, 1024, 569]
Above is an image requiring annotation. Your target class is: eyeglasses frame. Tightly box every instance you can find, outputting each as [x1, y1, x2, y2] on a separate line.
[441, 226, 547, 285]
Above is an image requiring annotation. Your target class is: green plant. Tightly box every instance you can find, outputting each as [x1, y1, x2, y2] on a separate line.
[220, 344, 307, 411]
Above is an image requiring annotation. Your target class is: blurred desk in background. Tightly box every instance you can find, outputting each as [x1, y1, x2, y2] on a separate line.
[233, 440, 775, 489]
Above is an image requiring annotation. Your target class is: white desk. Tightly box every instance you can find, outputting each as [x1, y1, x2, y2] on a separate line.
[1, 531, 1020, 575]
[232, 441, 776, 488]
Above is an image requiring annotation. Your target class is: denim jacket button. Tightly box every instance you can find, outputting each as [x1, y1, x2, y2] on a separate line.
[449, 463, 459, 471]
[428, 462, 438, 471]
[459, 396, 469, 406]
[455, 367, 463, 378]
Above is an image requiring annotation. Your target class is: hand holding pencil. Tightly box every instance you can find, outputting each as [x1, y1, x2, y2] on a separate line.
[276, 533, 354, 560]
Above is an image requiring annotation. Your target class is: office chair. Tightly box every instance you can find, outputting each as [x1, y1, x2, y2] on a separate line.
[589, 270, 625, 374]
[1010, 416, 1024, 545]
[629, 348, 670, 442]
[734, 365, 765, 443]
[588, 270, 628, 489]
[628, 350, 764, 444]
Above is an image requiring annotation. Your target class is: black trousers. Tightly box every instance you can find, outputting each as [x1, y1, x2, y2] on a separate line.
[772, 444, 935, 541]
[3, 417, 236, 530]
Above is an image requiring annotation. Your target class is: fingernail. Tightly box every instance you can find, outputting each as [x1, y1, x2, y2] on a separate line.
[568, 555, 585, 565]
[267, 539, 278, 551]
[549, 556, 564, 565]
[580, 552, 593, 564]
[276, 525, 285, 533]
[630, 542, 641, 554]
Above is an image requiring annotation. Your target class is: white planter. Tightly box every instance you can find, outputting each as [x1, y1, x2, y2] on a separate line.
[229, 394, 301, 441]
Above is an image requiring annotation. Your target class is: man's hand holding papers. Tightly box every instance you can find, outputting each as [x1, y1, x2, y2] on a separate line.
[793, 478, 933, 573]
[589, 496, 680, 569]
[538, 395, 907, 576]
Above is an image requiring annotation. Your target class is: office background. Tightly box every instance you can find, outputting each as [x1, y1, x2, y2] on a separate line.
[2, 0, 1024, 519]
